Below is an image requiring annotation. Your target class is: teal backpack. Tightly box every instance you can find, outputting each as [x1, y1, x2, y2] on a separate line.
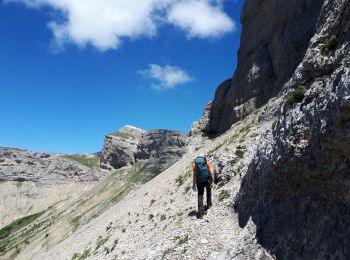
[194, 156, 211, 183]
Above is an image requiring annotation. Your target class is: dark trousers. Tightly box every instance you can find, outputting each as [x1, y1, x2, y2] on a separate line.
[197, 181, 212, 215]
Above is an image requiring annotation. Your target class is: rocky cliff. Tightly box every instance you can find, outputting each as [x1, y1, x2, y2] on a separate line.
[234, 0, 350, 258]
[198, 0, 325, 135]
[101, 125, 189, 173]
[100, 125, 145, 170]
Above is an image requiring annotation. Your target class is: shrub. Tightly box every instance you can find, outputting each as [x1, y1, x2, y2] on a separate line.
[160, 214, 167, 221]
[95, 236, 109, 251]
[177, 235, 189, 245]
[321, 35, 337, 54]
[287, 85, 307, 104]
[218, 190, 230, 202]
[148, 214, 154, 221]
[150, 199, 156, 206]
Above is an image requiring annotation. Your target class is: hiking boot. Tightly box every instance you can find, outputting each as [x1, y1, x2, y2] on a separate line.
[198, 195, 204, 215]
[197, 212, 203, 219]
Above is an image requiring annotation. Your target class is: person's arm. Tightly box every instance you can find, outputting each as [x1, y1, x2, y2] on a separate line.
[207, 161, 215, 185]
[192, 163, 197, 190]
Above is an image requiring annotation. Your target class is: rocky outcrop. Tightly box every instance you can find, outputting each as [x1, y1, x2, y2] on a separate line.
[0, 148, 101, 183]
[100, 125, 145, 170]
[101, 125, 189, 171]
[200, 0, 324, 135]
[135, 130, 189, 170]
[234, 0, 350, 258]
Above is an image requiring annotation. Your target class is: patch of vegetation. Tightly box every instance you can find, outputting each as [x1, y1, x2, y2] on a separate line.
[218, 190, 230, 202]
[149, 214, 154, 221]
[160, 214, 167, 221]
[150, 199, 156, 206]
[110, 131, 136, 140]
[287, 85, 307, 105]
[175, 174, 186, 186]
[321, 34, 337, 55]
[175, 170, 192, 187]
[95, 236, 109, 252]
[127, 164, 162, 184]
[70, 215, 81, 232]
[0, 211, 45, 241]
[71, 248, 91, 260]
[106, 222, 113, 231]
[110, 239, 118, 253]
[175, 234, 189, 245]
[65, 154, 99, 169]
[111, 185, 130, 203]
[184, 185, 191, 194]
[235, 148, 245, 159]
[217, 175, 231, 189]
[272, 118, 278, 129]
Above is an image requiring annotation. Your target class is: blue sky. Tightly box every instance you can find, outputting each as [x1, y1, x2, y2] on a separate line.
[0, 0, 244, 154]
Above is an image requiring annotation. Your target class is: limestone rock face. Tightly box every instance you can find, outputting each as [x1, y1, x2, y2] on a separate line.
[101, 126, 188, 171]
[135, 130, 189, 169]
[203, 0, 324, 134]
[100, 125, 145, 170]
[0, 148, 101, 183]
[234, 0, 350, 258]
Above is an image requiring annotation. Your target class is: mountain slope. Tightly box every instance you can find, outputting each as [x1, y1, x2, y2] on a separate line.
[32, 108, 270, 260]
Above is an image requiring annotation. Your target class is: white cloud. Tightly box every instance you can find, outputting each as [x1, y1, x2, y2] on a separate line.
[4, 0, 235, 51]
[168, 0, 235, 38]
[139, 64, 193, 90]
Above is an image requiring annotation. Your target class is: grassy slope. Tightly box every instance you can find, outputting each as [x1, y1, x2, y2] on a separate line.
[64, 154, 100, 169]
[2, 160, 165, 259]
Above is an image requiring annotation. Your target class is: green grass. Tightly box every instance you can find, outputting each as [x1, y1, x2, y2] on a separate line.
[0, 211, 46, 256]
[218, 190, 231, 202]
[287, 85, 307, 104]
[110, 131, 136, 140]
[176, 234, 189, 245]
[175, 170, 192, 187]
[0, 211, 45, 241]
[70, 215, 81, 232]
[321, 35, 337, 55]
[71, 248, 91, 260]
[111, 185, 131, 203]
[184, 185, 191, 194]
[65, 154, 99, 169]
[217, 176, 231, 189]
[95, 236, 109, 251]
[160, 214, 167, 221]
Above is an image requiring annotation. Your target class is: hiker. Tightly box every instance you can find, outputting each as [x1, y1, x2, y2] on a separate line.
[192, 154, 215, 219]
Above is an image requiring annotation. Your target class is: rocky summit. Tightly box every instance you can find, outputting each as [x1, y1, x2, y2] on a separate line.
[1, 0, 349, 259]
[101, 125, 189, 173]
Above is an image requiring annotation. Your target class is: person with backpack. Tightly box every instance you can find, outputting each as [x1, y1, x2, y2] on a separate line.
[192, 154, 215, 219]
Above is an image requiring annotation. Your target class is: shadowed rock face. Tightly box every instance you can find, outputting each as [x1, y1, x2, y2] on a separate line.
[234, 0, 350, 258]
[203, 0, 324, 135]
